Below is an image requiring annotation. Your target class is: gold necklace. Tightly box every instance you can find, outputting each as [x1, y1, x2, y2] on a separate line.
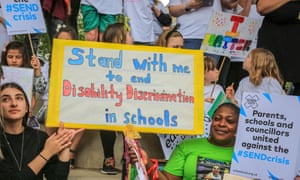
[3, 131, 24, 171]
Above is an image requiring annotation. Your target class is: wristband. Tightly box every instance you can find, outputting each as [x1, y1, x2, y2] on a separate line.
[147, 159, 159, 180]
[39, 153, 49, 161]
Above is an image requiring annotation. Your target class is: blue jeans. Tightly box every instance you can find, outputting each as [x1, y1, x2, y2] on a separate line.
[183, 38, 202, 50]
[184, 38, 220, 62]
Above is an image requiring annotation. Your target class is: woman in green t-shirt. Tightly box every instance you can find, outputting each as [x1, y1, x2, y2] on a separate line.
[129, 102, 240, 180]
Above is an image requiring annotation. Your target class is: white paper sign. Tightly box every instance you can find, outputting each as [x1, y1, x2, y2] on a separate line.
[0, 0, 46, 35]
[47, 39, 204, 134]
[201, 11, 262, 58]
[231, 92, 300, 180]
[1, 66, 34, 105]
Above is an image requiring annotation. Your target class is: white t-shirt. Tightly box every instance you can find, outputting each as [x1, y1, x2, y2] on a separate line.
[168, 0, 222, 39]
[235, 77, 284, 104]
[81, 0, 122, 14]
[124, 0, 155, 43]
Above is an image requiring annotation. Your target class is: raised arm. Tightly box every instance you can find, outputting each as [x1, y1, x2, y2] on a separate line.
[225, 83, 238, 105]
[31, 56, 48, 94]
[168, 0, 203, 17]
[256, 0, 291, 15]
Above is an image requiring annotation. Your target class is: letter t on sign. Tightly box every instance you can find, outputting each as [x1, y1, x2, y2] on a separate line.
[225, 15, 244, 38]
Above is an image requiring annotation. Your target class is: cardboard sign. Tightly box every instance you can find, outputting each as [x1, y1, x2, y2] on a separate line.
[46, 39, 204, 135]
[231, 92, 300, 180]
[201, 11, 262, 58]
[0, 0, 46, 35]
[1, 66, 34, 105]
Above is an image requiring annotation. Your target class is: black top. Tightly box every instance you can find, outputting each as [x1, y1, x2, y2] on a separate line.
[257, 1, 300, 82]
[0, 127, 69, 180]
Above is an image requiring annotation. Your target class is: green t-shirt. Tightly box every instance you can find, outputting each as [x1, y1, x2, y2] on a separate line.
[163, 138, 233, 180]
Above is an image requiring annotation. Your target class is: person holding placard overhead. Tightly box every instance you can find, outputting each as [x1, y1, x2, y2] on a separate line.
[128, 102, 240, 180]
[0, 82, 83, 179]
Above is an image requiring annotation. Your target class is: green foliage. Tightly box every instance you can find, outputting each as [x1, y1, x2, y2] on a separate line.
[77, 12, 85, 40]
[37, 33, 51, 59]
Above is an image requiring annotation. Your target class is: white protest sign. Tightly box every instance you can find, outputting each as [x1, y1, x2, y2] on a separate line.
[0, 0, 46, 35]
[47, 39, 204, 135]
[1, 66, 34, 105]
[201, 11, 262, 58]
[231, 92, 300, 179]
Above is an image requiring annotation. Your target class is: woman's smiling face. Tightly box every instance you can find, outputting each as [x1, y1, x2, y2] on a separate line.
[209, 105, 239, 147]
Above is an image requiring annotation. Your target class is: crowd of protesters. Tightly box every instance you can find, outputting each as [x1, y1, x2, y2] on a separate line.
[0, 0, 299, 179]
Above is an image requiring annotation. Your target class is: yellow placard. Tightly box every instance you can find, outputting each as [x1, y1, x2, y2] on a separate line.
[46, 39, 204, 135]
